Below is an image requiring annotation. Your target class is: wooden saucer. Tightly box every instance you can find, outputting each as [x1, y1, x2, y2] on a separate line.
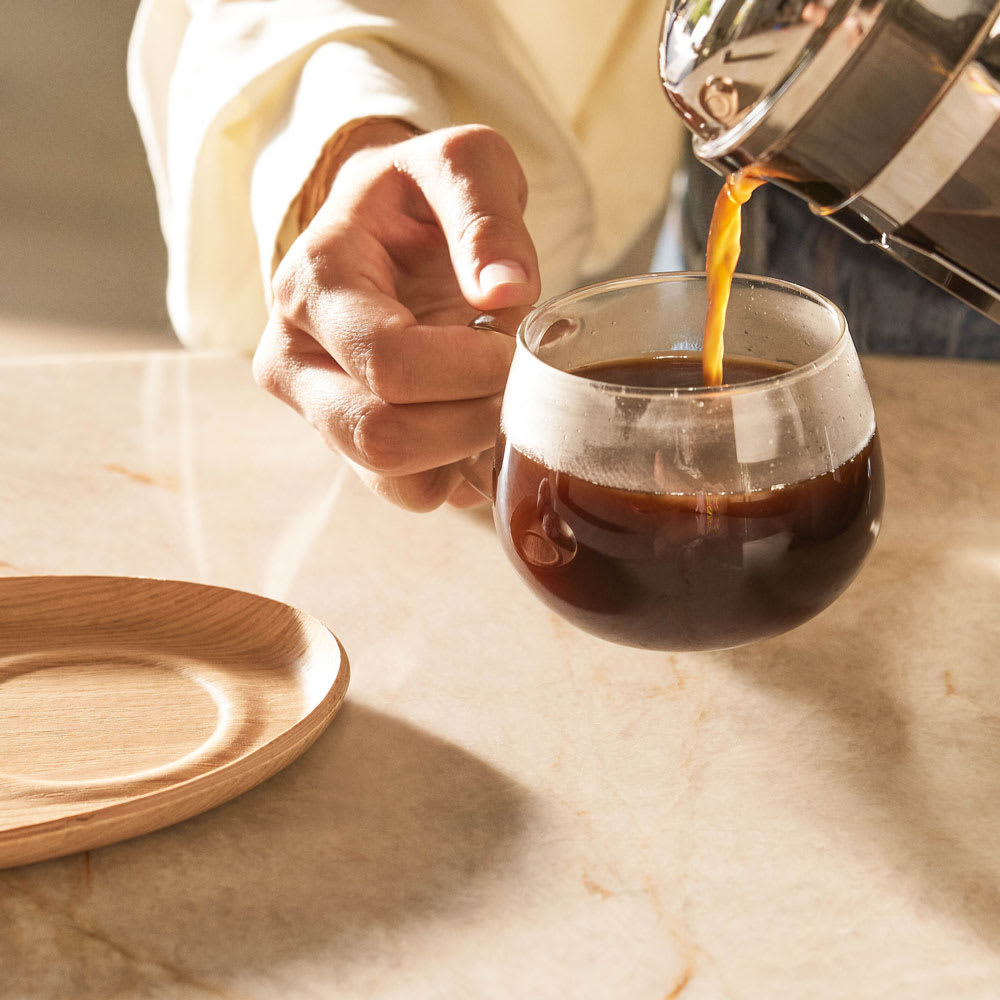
[0, 575, 349, 868]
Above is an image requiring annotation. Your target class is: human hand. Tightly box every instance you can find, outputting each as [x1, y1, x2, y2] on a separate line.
[253, 121, 540, 511]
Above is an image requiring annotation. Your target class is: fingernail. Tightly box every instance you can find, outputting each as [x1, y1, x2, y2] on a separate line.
[479, 259, 528, 294]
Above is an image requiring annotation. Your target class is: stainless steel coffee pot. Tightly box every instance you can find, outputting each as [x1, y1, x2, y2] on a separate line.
[660, 0, 1000, 323]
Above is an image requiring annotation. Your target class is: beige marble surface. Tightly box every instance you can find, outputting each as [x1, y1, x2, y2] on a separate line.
[0, 347, 998, 999]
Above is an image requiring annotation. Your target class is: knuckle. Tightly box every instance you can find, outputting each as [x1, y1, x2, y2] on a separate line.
[392, 470, 454, 513]
[271, 242, 325, 325]
[436, 124, 523, 185]
[361, 328, 410, 404]
[458, 211, 503, 247]
[271, 253, 299, 309]
[251, 345, 278, 395]
[457, 212, 523, 260]
[438, 123, 509, 160]
[364, 467, 454, 513]
[351, 401, 408, 474]
[251, 324, 289, 398]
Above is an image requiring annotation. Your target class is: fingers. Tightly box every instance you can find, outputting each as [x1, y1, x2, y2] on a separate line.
[254, 321, 503, 495]
[272, 215, 517, 405]
[353, 318, 515, 404]
[348, 460, 472, 514]
[395, 126, 541, 310]
[273, 278, 516, 404]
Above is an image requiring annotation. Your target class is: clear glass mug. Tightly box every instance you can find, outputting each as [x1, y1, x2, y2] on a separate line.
[467, 272, 884, 651]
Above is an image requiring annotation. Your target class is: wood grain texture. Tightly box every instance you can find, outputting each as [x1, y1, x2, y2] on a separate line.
[0, 575, 349, 868]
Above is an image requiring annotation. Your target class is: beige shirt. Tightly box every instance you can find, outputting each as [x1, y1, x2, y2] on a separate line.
[128, 0, 686, 352]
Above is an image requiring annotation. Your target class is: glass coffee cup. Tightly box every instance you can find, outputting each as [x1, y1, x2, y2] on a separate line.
[469, 272, 884, 651]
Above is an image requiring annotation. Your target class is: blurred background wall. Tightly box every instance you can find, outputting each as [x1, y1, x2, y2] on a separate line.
[1, 0, 179, 354]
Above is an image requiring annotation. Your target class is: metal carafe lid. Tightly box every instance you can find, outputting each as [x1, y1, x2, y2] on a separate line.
[660, 1, 996, 191]
[660, 0, 838, 153]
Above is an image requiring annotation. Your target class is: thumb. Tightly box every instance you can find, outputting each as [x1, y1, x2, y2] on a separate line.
[404, 125, 541, 310]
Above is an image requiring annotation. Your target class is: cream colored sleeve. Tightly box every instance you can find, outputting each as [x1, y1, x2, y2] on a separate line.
[129, 2, 451, 351]
[127, 0, 593, 354]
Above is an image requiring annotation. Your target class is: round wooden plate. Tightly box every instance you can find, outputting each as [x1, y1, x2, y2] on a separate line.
[0, 575, 349, 869]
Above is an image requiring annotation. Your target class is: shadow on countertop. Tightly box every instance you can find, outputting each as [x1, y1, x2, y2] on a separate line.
[0, 700, 533, 995]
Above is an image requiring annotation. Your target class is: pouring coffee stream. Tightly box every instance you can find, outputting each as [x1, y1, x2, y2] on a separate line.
[701, 168, 767, 385]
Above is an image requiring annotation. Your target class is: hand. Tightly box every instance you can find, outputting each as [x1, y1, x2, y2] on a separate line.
[253, 122, 540, 511]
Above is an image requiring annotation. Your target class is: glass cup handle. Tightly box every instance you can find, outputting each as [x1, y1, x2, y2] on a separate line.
[454, 308, 530, 502]
[455, 451, 495, 502]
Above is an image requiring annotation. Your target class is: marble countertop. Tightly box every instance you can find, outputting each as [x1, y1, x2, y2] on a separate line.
[1, 346, 998, 999]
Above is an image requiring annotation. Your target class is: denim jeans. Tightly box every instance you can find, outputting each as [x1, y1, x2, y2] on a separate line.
[682, 156, 1000, 360]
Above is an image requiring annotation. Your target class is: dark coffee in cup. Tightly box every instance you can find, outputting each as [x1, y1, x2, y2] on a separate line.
[495, 354, 883, 650]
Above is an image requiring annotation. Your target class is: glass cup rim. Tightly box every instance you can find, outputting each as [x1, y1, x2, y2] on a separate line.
[514, 270, 852, 397]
